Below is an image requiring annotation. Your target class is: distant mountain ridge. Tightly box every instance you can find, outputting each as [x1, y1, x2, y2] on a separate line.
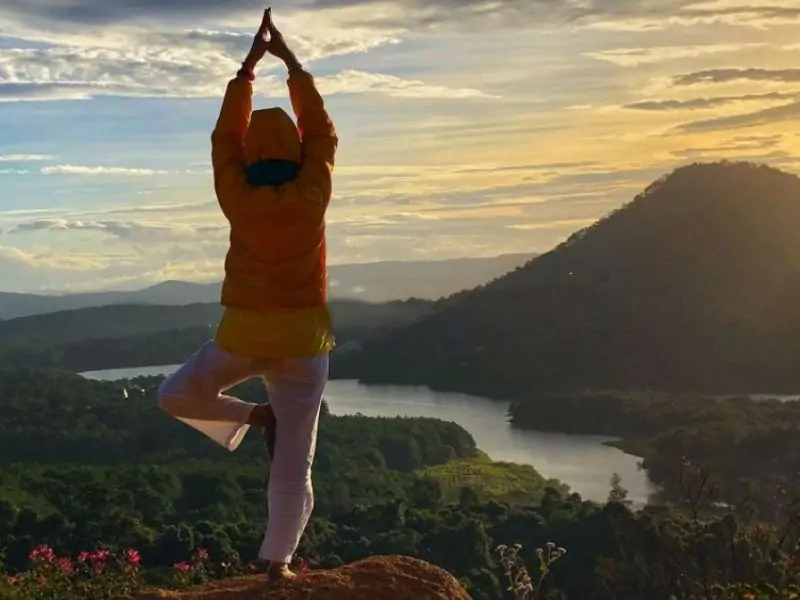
[0, 298, 433, 347]
[0, 254, 535, 320]
[333, 162, 800, 395]
[0, 298, 434, 373]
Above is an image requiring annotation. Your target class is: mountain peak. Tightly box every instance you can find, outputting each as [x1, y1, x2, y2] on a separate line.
[337, 161, 800, 395]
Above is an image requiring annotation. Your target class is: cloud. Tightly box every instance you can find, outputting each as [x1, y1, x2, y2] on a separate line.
[0, 6, 408, 102]
[670, 134, 785, 159]
[585, 43, 763, 67]
[0, 241, 226, 292]
[0, 45, 277, 101]
[677, 100, 800, 132]
[624, 91, 798, 111]
[41, 165, 171, 176]
[506, 217, 597, 231]
[0, 43, 491, 101]
[0, 154, 53, 162]
[317, 70, 496, 99]
[148, 28, 402, 64]
[678, 4, 800, 25]
[0, 244, 114, 272]
[3, 0, 793, 38]
[583, 3, 800, 31]
[0, 1, 780, 104]
[9, 218, 227, 243]
[0, 0, 628, 29]
[8, 0, 800, 32]
[674, 68, 800, 86]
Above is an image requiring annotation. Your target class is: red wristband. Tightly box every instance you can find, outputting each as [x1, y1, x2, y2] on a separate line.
[237, 64, 255, 81]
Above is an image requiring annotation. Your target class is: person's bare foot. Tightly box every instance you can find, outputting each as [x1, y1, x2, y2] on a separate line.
[268, 563, 297, 581]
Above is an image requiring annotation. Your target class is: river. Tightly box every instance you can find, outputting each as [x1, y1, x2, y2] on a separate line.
[80, 364, 658, 506]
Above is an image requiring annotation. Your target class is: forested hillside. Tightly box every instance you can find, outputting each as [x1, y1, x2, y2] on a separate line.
[0, 299, 432, 372]
[334, 162, 800, 396]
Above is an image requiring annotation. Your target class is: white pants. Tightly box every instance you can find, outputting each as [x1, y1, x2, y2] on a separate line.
[156, 339, 328, 564]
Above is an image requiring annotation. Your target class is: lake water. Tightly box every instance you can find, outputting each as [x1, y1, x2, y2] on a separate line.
[81, 364, 657, 506]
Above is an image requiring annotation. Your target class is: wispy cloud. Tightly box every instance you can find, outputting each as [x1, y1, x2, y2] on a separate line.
[670, 134, 785, 159]
[0, 154, 53, 162]
[586, 44, 763, 67]
[41, 165, 171, 176]
[625, 91, 798, 111]
[10, 218, 226, 243]
[677, 100, 800, 132]
[506, 217, 597, 231]
[674, 68, 800, 86]
[0, 244, 114, 272]
[317, 70, 497, 99]
[583, 3, 800, 31]
[0, 43, 492, 101]
[3, 0, 796, 32]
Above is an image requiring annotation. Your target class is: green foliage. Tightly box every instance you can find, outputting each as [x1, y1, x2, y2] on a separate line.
[2, 367, 800, 599]
[0, 367, 504, 597]
[422, 454, 569, 505]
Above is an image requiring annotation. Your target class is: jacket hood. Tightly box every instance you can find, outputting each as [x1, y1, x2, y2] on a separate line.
[244, 107, 302, 166]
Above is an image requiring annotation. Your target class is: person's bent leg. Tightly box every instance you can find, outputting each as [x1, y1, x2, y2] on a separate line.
[157, 340, 267, 451]
[258, 353, 328, 575]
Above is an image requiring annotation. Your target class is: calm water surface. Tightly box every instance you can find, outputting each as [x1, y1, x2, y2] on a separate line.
[81, 364, 657, 505]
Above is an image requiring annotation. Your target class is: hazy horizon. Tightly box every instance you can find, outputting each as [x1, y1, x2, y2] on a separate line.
[0, 1, 798, 292]
[0, 252, 535, 296]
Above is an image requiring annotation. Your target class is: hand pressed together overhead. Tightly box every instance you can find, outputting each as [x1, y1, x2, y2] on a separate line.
[244, 7, 299, 70]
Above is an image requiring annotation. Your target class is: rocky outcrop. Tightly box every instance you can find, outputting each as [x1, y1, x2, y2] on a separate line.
[135, 555, 471, 600]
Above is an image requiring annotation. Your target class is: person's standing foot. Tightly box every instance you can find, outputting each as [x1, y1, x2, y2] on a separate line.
[268, 563, 297, 581]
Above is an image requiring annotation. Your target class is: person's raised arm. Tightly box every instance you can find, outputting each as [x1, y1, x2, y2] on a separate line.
[210, 10, 271, 218]
[265, 11, 338, 207]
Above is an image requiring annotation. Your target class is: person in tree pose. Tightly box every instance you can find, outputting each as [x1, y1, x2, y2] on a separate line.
[156, 7, 337, 581]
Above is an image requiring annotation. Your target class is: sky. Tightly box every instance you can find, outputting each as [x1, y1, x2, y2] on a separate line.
[0, 0, 798, 293]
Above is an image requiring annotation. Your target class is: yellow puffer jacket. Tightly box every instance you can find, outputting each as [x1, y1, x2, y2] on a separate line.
[210, 69, 338, 358]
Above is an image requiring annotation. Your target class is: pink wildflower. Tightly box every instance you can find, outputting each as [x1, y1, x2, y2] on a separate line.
[56, 557, 73, 574]
[92, 549, 110, 562]
[195, 548, 209, 561]
[5, 575, 20, 586]
[125, 549, 141, 566]
[246, 563, 259, 573]
[174, 562, 191, 573]
[29, 544, 55, 563]
[77, 551, 91, 563]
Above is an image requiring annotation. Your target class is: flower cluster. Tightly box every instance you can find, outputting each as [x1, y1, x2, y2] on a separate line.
[1, 545, 142, 600]
[2, 544, 316, 597]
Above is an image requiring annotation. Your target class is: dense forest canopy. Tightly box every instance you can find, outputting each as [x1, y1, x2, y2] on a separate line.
[0, 368, 566, 599]
[2, 369, 799, 599]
